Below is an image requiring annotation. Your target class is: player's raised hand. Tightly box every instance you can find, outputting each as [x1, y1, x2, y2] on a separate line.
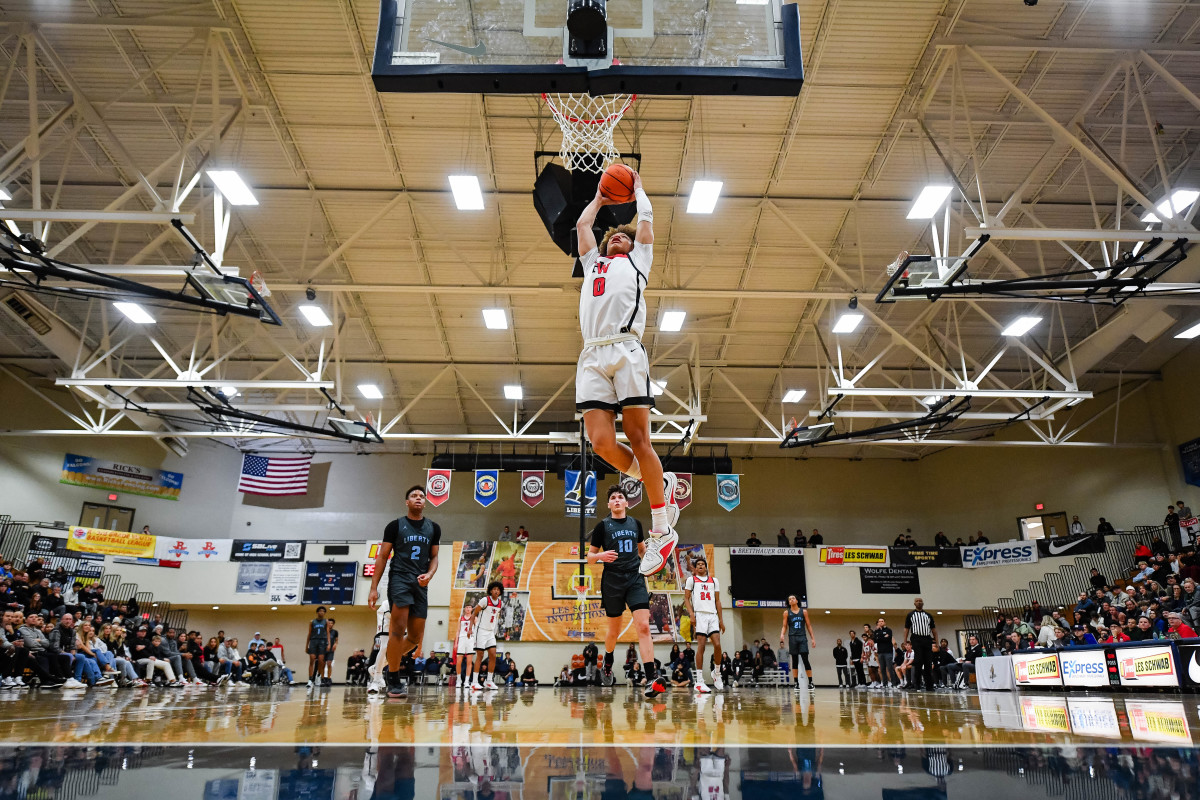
[367, 588, 379, 611]
[594, 184, 614, 206]
[632, 170, 643, 193]
[598, 550, 618, 563]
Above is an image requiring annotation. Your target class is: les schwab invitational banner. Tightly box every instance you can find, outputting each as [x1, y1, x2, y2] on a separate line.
[447, 540, 715, 644]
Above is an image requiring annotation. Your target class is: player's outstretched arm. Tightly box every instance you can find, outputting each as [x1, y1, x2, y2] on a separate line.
[576, 186, 613, 254]
[779, 609, 789, 645]
[632, 172, 653, 245]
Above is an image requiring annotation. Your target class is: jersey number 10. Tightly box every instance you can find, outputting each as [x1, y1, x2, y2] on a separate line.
[617, 539, 634, 553]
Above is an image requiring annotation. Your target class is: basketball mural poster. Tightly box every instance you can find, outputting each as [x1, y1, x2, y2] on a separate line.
[488, 541, 526, 589]
[520, 470, 545, 507]
[474, 469, 498, 507]
[425, 468, 451, 506]
[447, 541, 714, 642]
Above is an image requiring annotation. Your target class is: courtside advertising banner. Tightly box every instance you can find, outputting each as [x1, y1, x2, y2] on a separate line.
[1036, 533, 1106, 558]
[1127, 700, 1192, 744]
[1066, 698, 1121, 739]
[960, 541, 1038, 569]
[1011, 650, 1063, 686]
[153, 537, 232, 562]
[520, 470, 545, 508]
[1019, 697, 1070, 733]
[1058, 648, 1111, 687]
[1116, 642, 1179, 687]
[1176, 642, 1200, 689]
[229, 540, 306, 561]
[715, 474, 740, 511]
[66, 526, 156, 558]
[474, 469, 499, 507]
[425, 468, 451, 506]
[817, 545, 889, 567]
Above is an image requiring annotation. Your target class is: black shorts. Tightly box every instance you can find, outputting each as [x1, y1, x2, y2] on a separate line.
[307, 638, 327, 656]
[602, 778, 654, 800]
[601, 571, 650, 618]
[388, 574, 429, 619]
[788, 637, 809, 657]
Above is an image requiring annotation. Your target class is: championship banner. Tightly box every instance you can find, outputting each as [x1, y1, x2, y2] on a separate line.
[474, 469, 499, 507]
[619, 474, 643, 508]
[425, 468, 451, 507]
[715, 474, 740, 512]
[960, 541, 1038, 569]
[60, 452, 184, 500]
[673, 473, 693, 510]
[446, 540, 715, 642]
[1036, 533, 1106, 558]
[817, 545, 889, 567]
[564, 470, 596, 518]
[520, 470, 545, 508]
[230, 540, 306, 562]
[66, 526, 155, 558]
[888, 546, 962, 568]
[268, 562, 303, 605]
[153, 537, 232, 562]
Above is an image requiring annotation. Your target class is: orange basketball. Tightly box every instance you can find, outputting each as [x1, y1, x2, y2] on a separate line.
[598, 163, 636, 204]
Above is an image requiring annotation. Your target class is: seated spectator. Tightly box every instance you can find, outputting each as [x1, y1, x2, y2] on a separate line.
[776, 528, 790, 546]
[142, 633, 183, 686]
[1134, 542, 1153, 561]
[670, 662, 690, 689]
[1050, 627, 1070, 649]
[954, 537, 965, 547]
[1152, 536, 1170, 557]
[1127, 616, 1160, 642]
[520, 664, 537, 687]
[745, 532, 761, 547]
[1097, 518, 1115, 535]
[934, 532, 951, 548]
[503, 654, 518, 685]
[809, 529, 823, 547]
[952, 635, 983, 689]
[793, 530, 806, 548]
[894, 642, 913, 685]
[218, 637, 249, 685]
[1108, 624, 1130, 643]
[346, 649, 368, 685]
[1089, 568, 1108, 591]
[515, 526, 530, 543]
[1035, 615, 1057, 648]
[974, 532, 990, 544]
[555, 665, 570, 687]
[245, 643, 282, 684]
[931, 643, 955, 688]
[627, 663, 645, 686]
[668, 644, 682, 669]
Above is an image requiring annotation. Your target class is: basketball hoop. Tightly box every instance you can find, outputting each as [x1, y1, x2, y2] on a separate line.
[885, 250, 910, 277]
[542, 91, 636, 173]
[572, 573, 592, 635]
[248, 270, 271, 298]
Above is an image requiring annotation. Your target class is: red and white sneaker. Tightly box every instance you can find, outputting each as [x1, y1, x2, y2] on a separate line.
[644, 679, 666, 699]
[694, 680, 711, 694]
[639, 527, 679, 575]
[663, 472, 681, 527]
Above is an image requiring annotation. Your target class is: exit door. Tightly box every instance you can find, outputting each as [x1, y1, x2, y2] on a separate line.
[79, 502, 136, 532]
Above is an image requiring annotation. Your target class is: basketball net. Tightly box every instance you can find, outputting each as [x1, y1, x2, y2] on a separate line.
[542, 92, 636, 173]
[572, 572, 593, 638]
[248, 269, 271, 297]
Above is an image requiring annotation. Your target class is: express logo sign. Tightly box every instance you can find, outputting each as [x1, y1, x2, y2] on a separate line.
[961, 542, 1037, 568]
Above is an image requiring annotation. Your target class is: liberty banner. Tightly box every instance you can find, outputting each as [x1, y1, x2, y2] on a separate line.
[673, 473, 693, 510]
[425, 469, 451, 507]
[715, 474, 741, 511]
[520, 470, 545, 508]
[564, 470, 596, 518]
[60, 452, 184, 500]
[474, 469, 499, 507]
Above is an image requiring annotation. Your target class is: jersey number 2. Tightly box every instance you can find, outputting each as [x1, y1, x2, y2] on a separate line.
[410, 545, 421, 560]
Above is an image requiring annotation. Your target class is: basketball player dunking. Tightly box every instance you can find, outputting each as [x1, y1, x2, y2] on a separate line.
[367, 485, 441, 698]
[587, 484, 666, 699]
[683, 556, 725, 693]
[576, 172, 681, 576]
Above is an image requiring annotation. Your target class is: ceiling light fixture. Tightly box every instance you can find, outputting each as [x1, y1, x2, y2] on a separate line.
[0, 188, 10, 201]
[113, 302, 155, 324]
[219, 386, 239, 398]
[504, 384, 523, 400]
[1001, 316, 1042, 337]
[832, 313, 863, 334]
[358, 384, 383, 399]
[1142, 189, 1199, 223]
[687, 181, 723, 214]
[482, 308, 508, 329]
[782, 389, 806, 403]
[206, 170, 258, 206]
[660, 310, 686, 331]
[1175, 321, 1200, 340]
[650, 379, 666, 396]
[907, 185, 953, 219]
[448, 175, 484, 210]
[298, 305, 332, 327]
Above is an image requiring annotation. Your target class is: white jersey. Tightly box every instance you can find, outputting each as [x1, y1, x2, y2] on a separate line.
[698, 755, 725, 800]
[476, 596, 502, 631]
[685, 575, 719, 615]
[456, 614, 473, 642]
[579, 242, 653, 341]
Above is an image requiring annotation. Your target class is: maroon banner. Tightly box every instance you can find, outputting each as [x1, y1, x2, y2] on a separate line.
[674, 472, 693, 510]
[425, 468, 452, 507]
[520, 470, 545, 508]
[620, 473, 643, 508]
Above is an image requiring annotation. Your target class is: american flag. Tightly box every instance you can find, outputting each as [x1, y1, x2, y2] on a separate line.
[237, 454, 312, 496]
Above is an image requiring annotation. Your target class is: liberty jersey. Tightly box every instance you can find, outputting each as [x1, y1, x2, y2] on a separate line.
[684, 575, 719, 615]
[383, 516, 441, 582]
[579, 241, 653, 341]
[475, 596, 502, 631]
[590, 516, 645, 577]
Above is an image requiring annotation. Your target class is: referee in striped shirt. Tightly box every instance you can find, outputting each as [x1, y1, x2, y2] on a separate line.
[904, 597, 936, 691]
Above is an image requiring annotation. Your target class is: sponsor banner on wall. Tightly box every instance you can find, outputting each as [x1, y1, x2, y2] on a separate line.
[1127, 700, 1192, 744]
[888, 546, 962, 568]
[730, 546, 803, 556]
[235, 563, 271, 594]
[474, 469, 499, 507]
[1116, 642, 1179, 687]
[715, 474, 741, 512]
[425, 468, 451, 507]
[818, 545, 889, 567]
[564, 470, 596, 518]
[29, 535, 103, 561]
[961, 541, 1038, 569]
[1058, 648, 1111, 687]
[859, 566, 920, 594]
[1011, 650, 1063, 686]
[1036, 533, 1106, 558]
[1176, 642, 1200, 689]
[153, 537, 232, 562]
[1067, 698, 1121, 739]
[520, 470, 545, 508]
[112, 556, 180, 569]
[67, 526, 155, 558]
[229, 540, 306, 562]
[1019, 697, 1070, 733]
[267, 562, 304, 605]
[60, 452, 184, 500]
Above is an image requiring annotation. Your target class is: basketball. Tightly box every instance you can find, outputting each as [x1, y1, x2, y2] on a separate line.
[599, 163, 636, 203]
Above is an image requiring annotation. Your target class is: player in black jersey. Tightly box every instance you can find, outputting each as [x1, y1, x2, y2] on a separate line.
[367, 485, 441, 698]
[586, 485, 666, 699]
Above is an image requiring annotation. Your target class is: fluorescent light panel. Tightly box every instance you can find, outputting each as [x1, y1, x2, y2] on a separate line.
[358, 383, 383, 399]
[298, 305, 332, 327]
[907, 185, 953, 219]
[449, 175, 484, 210]
[482, 308, 508, 329]
[1001, 316, 1042, 337]
[219, 386, 239, 398]
[736, 0, 768, 4]
[1176, 321, 1200, 340]
[504, 384, 523, 400]
[1142, 189, 1199, 223]
[687, 181, 723, 214]
[660, 310, 686, 331]
[0, 188, 9, 201]
[782, 389, 806, 403]
[113, 302, 155, 324]
[832, 313, 863, 334]
[206, 170, 258, 206]
[650, 379, 666, 396]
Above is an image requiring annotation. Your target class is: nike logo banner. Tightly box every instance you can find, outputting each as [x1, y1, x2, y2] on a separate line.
[1036, 533, 1106, 558]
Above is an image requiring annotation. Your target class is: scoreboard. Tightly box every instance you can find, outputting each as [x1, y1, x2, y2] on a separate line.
[303, 562, 358, 605]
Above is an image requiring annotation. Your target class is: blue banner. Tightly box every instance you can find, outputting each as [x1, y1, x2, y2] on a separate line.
[475, 469, 499, 507]
[564, 470, 596, 518]
[1181, 437, 1200, 488]
[715, 473, 741, 512]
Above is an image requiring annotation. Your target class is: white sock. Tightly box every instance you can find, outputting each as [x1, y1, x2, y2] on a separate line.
[651, 505, 669, 533]
[624, 457, 642, 481]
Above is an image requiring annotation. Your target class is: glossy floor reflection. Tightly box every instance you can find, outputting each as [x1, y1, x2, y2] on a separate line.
[0, 743, 1197, 799]
[1, 685, 1199, 746]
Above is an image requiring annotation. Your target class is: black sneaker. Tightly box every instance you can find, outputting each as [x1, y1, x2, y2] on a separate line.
[384, 668, 401, 698]
[602, 667, 615, 687]
[643, 679, 666, 700]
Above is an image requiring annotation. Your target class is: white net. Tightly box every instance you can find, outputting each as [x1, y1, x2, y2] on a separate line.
[542, 92, 636, 173]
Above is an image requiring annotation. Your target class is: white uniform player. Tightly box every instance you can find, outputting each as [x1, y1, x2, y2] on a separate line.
[682, 556, 724, 692]
[473, 596, 502, 651]
[696, 754, 726, 800]
[685, 574, 720, 636]
[455, 611, 474, 655]
[366, 563, 391, 693]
